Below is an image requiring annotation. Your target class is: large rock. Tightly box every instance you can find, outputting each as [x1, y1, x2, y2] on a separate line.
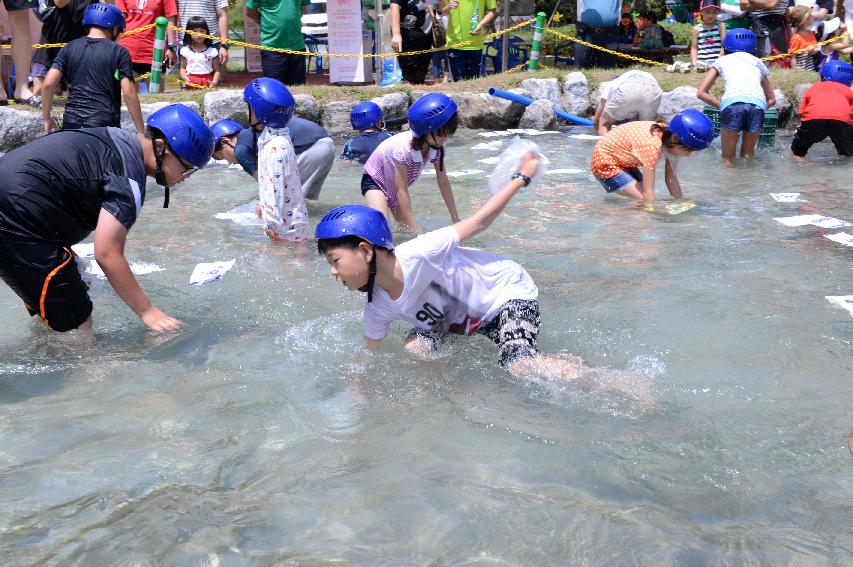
[520, 77, 562, 107]
[656, 86, 705, 121]
[449, 89, 528, 129]
[320, 99, 358, 137]
[562, 71, 590, 116]
[203, 89, 244, 123]
[0, 107, 43, 151]
[294, 93, 321, 124]
[518, 99, 557, 130]
[120, 101, 201, 133]
[794, 83, 812, 103]
[370, 91, 410, 125]
[773, 88, 793, 128]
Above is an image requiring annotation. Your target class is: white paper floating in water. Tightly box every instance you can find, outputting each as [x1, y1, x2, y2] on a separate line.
[769, 192, 804, 203]
[507, 128, 560, 136]
[189, 260, 235, 286]
[74, 256, 164, 281]
[825, 295, 853, 318]
[471, 141, 504, 151]
[71, 242, 95, 258]
[215, 201, 264, 226]
[567, 133, 602, 140]
[478, 157, 501, 165]
[773, 214, 849, 228]
[824, 232, 853, 247]
[478, 131, 514, 138]
[546, 168, 583, 175]
[446, 169, 485, 178]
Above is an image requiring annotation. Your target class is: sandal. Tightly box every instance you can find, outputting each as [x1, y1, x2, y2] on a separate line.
[13, 96, 42, 108]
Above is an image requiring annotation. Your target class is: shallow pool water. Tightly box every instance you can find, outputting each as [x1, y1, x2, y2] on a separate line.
[1, 129, 852, 565]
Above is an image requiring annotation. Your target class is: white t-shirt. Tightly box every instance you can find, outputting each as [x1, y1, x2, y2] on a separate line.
[364, 226, 538, 340]
[599, 70, 657, 101]
[712, 52, 770, 111]
[180, 45, 218, 75]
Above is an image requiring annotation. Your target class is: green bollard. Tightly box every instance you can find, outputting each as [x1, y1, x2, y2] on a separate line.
[149, 16, 168, 94]
[527, 11, 546, 71]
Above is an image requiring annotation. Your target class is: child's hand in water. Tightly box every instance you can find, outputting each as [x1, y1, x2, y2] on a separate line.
[517, 151, 541, 178]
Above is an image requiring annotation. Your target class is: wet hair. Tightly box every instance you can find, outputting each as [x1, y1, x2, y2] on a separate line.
[184, 16, 213, 47]
[649, 121, 691, 150]
[410, 112, 458, 172]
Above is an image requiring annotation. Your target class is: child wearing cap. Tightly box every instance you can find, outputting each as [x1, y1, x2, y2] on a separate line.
[691, 0, 726, 69]
[41, 3, 143, 133]
[315, 152, 590, 380]
[790, 60, 853, 159]
[788, 5, 820, 72]
[697, 28, 776, 165]
[340, 102, 392, 164]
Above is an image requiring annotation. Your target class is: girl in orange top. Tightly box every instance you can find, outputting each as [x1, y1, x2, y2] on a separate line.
[788, 6, 819, 71]
[589, 110, 715, 204]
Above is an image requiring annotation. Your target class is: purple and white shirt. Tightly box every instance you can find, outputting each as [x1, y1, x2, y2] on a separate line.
[362, 131, 442, 209]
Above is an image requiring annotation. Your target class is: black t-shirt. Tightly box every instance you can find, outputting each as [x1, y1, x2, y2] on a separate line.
[32, 0, 92, 68]
[234, 118, 329, 175]
[340, 130, 392, 164]
[391, 0, 428, 31]
[52, 37, 134, 128]
[0, 128, 147, 245]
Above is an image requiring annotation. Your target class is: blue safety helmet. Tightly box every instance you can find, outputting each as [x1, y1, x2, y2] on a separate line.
[820, 60, 853, 87]
[147, 104, 215, 169]
[243, 78, 295, 129]
[723, 28, 756, 54]
[210, 118, 242, 142]
[408, 93, 458, 138]
[668, 109, 714, 151]
[83, 3, 125, 32]
[315, 205, 394, 251]
[351, 101, 383, 131]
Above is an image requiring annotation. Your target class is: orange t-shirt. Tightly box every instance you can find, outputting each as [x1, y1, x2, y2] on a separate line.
[788, 30, 817, 53]
[590, 121, 663, 179]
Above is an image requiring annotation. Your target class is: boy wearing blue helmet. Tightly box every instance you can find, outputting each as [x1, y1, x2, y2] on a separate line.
[0, 104, 213, 334]
[244, 77, 309, 242]
[340, 101, 392, 164]
[316, 152, 589, 379]
[697, 28, 776, 165]
[41, 3, 144, 134]
[791, 60, 853, 159]
[362, 93, 460, 233]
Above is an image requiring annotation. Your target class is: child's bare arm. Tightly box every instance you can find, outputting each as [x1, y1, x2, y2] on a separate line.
[690, 27, 699, 64]
[664, 158, 683, 199]
[179, 58, 188, 82]
[392, 162, 421, 232]
[640, 165, 656, 203]
[434, 165, 460, 223]
[120, 78, 145, 133]
[697, 68, 721, 107]
[211, 56, 221, 86]
[718, 24, 726, 57]
[41, 68, 62, 133]
[453, 152, 539, 243]
[761, 76, 775, 108]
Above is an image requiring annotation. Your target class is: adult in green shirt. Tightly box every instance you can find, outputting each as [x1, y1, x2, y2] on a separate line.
[441, 0, 495, 81]
[246, 0, 310, 85]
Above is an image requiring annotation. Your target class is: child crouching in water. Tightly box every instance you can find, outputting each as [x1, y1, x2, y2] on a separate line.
[791, 60, 853, 159]
[340, 101, 392, 164]
[589, 109, 714, 204]
[244, 78, 308, 242]
[315, 152, 587, 379]
[697, 28, 776, 165]
[362, 93, 460, 233]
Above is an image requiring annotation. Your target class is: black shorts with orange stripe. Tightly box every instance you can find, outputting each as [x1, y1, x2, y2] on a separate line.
[0, 237, 92, 332]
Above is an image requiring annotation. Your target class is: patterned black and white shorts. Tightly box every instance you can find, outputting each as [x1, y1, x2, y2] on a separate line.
[405, 299, 541, 367]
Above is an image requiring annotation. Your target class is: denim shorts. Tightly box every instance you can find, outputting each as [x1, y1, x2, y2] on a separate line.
[597, 168, 643, 193]
[720, 102, 765, 133]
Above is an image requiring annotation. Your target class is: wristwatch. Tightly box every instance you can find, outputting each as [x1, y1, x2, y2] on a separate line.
[511, 171, 531, 187]
[220, 43, 231, 50]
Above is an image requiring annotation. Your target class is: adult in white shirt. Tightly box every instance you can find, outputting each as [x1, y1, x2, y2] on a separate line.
[592, 70, 663, 135]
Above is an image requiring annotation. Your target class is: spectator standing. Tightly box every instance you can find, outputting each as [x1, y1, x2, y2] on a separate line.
[2, 0, 37, 104]
[574, 0, 622, 68]
[390, 0, 433, 84]
[739, 0, 788, 58]
[117, 0, 178, 85]
[31, 0, 92, 98]
[634, 12, 664, 48]
[618, 13, 637, 43]
[176, 0, 228, 65]
[441, 0, 495, 81]
[788, 5, 819, 70]
[690, 0, 726, 66]
[245, 0, 308, 86]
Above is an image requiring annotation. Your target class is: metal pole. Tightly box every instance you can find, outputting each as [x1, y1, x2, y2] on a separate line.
[149, 16, 168, 93]
[375, 0, 384, 85]
[501, 0, 509, 72]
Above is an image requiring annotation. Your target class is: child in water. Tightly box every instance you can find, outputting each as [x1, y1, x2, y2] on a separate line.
[315, 152, 588, 379]
[361, 93, 460, 233]
[697, 28, 776, 165]
[790, 60, 853, 159]
[244, 78, 308, 242]
[340, 101, 392, 164]
[589, 109, 714, 204]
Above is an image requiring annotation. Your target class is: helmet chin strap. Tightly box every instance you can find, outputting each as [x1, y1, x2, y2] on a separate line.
[357, 246, 377, 303]
[153, 141, 170, 208]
